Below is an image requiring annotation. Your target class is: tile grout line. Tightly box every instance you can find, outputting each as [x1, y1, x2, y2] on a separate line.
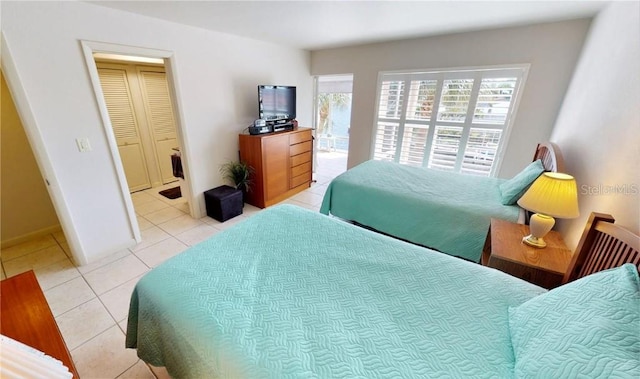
[0, 240, 59, 264]
[65, 267, 141, 377]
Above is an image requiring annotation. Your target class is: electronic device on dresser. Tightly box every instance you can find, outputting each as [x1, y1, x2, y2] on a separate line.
[249, 85, 296, 135]
[248, 119, 272, 135]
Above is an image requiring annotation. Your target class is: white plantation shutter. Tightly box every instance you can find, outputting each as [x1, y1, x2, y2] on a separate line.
[406, 80, 437, 121]
[378, 80, 404, 119]
[429, 126, 463, 171]
[373, 79, 405, 161]
[372, 67, 526, 176]
[397, 80, 437, 166]
[437, 79, 474, 122]
[461, 129, 502, 175]
[473, 77, 517, 125]
[373, 122, 399, 161]
[399, 124, 429, 166]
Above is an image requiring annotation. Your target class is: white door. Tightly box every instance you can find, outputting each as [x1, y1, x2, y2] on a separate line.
[138, 68, 179, 185]
[97, 67, 152, 192]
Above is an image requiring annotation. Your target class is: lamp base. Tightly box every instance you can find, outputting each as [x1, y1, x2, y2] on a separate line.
[523, 213, 555, 249]
[522, 234, 547, 248]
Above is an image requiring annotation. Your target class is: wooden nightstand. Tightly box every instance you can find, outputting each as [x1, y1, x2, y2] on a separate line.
[482, 218, 572, 289]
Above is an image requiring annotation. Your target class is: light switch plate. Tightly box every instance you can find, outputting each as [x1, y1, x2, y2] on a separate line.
[76, 137, 92, 152]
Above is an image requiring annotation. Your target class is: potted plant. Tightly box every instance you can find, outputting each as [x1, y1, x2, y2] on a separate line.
[219, 160, 254, 202]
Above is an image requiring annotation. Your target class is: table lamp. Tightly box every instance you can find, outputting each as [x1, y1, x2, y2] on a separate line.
[517, 172, 579, 248]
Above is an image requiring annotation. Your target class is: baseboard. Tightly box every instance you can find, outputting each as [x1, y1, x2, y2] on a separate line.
[1, 224, 62, 249]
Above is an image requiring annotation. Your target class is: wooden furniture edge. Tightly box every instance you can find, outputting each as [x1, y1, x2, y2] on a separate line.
[481, 218, 571, 289]
[1, 270, 79, 378]
[239, 127, 312, 209]
[563, 212, 615, 283]
[563, 212, 640, 284]
[486, 218, 571, 276]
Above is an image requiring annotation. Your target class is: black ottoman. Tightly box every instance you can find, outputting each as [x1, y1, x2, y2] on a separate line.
[204, 185, 243, 222]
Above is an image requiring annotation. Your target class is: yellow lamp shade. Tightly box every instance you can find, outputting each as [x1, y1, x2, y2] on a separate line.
[517, 172, 579, 219]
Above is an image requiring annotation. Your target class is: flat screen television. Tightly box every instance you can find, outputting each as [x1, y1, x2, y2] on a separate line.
[258, 85, 296, 122]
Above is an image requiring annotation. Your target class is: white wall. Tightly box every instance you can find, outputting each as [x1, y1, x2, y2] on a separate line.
[551, 2, 640, 249]
[1, 1, 311, 264]
[310, 19, 591, 178]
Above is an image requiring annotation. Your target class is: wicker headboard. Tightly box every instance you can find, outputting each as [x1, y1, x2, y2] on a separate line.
[563, 212, 640, 284]
[532, 142, 564, 173]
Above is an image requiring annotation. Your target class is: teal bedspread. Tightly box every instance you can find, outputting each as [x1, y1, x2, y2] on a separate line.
[319, 160, 521, 262]
[126, 205, 544, 378]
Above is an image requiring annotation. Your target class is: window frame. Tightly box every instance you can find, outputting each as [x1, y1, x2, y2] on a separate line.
[370, 64, 530, 177]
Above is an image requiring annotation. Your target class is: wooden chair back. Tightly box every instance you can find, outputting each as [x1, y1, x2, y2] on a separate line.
[563, 212, 640, 284]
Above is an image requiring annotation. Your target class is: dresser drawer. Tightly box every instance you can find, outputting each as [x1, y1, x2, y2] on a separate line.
[289, 130, 312, 145]
[290, 141, 312, 156]
[291, 161, 311, 178]
[291, 151, 311, 167]
[291, 172, 311, 188]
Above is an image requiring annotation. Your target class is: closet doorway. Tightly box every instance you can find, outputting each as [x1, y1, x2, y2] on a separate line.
[94, 54, 180, 193]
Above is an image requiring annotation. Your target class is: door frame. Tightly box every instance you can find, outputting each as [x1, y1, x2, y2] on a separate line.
[312, 74, 354, 172]
[80, 40, 195, 240]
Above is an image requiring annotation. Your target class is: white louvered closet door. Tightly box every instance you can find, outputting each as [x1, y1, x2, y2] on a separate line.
[138, 69, 179, 185]
[97, 67, 152, 192]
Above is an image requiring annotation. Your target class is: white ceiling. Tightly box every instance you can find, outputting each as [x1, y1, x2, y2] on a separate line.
[90, 0, 609, 50]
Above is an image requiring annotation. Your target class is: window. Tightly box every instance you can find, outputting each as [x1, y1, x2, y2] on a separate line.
[372, 67, 527, 176]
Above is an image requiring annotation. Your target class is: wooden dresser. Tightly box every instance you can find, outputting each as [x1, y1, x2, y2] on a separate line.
[239, 127, 313, 208]
[1, 270, 79, 378]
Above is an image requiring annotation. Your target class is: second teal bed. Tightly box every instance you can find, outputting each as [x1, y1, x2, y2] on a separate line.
[320, 160, 521, 262]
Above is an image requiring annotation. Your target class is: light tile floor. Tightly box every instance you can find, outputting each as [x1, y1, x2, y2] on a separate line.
[0, 151, 347, 378]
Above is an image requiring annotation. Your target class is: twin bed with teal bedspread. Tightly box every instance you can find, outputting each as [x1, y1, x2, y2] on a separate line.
[124, 205, 640, 378]
[319, 160, 521, 262]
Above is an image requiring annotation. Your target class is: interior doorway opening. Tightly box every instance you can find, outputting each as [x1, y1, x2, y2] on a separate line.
[81, 41, 195, 249]
[91, 52, 189, 224]
[313, 74, 353, 183]
[93, 53, 182, 195]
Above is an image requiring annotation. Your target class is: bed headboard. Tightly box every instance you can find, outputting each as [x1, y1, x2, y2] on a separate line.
[533, 142, 564, 173]
[563, 212, 640, 284]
